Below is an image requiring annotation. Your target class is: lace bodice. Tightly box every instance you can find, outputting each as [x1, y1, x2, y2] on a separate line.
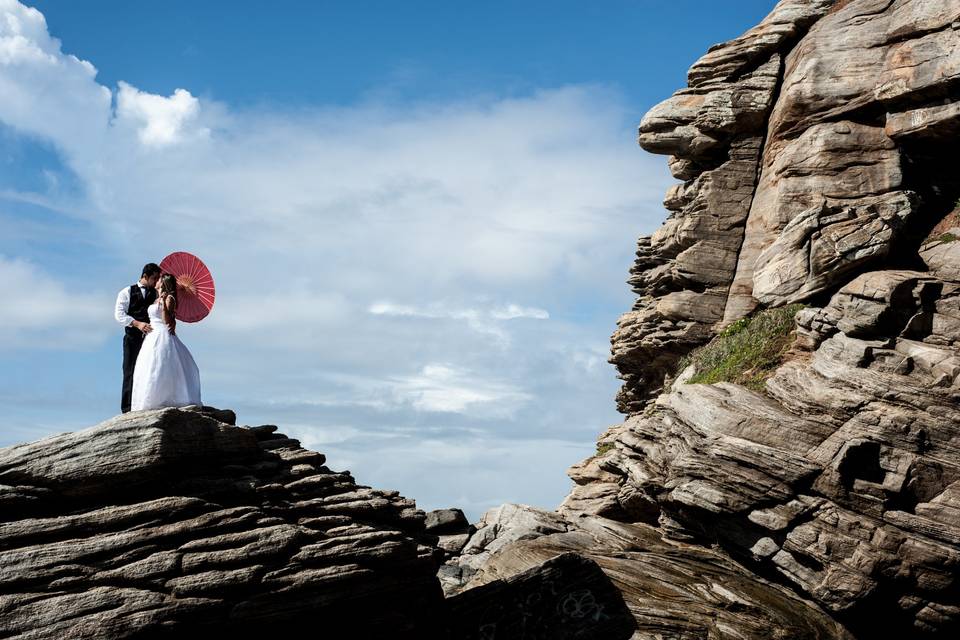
[147, 301, 171, 332]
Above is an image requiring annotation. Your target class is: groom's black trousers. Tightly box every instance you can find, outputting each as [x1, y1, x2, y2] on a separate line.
[121, 332, 145, 413]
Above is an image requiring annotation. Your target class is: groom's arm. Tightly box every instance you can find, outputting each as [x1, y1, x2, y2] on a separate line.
[115, 288, 140, 329]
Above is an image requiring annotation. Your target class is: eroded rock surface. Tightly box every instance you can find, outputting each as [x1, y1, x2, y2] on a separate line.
[615, 0, 960, 410]
[573, 0, 960, 636]
[613, 0, 837, 411]
[451, 1, 960, 638]
[446, 551, 637, 640]
[442, 504, 853, 639]
[1, 410, 634, 639]
[0, 408, 444, 638]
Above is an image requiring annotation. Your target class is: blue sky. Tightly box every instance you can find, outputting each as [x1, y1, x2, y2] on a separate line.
[1, 0, 775, 520]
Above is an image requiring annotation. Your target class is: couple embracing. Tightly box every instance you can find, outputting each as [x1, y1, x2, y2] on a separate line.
[115, 263, 201, 413]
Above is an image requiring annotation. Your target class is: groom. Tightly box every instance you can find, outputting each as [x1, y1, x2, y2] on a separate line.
[115, 263, 161, 413]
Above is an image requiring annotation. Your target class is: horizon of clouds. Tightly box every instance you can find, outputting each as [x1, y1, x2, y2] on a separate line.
[0, 253, 109, 348]
[0, 0, 673, 520]
[368, 300, 550, 344]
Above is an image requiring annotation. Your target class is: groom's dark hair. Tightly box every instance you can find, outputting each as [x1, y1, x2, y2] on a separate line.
[142, 263, 161, 278]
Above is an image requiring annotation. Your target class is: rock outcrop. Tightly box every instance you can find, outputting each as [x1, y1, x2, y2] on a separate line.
[445, 551, 637, 640]
[447, 1, 960, 638]
[6, 2, 960, 638]
[612, 0, 838, 412]
[442, 504, 853, 639]
[0, 408, 634, 639]
[0, 407, 444, 638]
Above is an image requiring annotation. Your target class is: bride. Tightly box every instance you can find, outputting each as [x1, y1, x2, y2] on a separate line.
[130, 273, 202, 410]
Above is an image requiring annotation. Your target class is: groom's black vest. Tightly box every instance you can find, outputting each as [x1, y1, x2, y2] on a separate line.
[124, 284, 157, 338]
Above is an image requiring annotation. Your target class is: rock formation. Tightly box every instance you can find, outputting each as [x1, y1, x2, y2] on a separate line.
[445, 552, 637, 640]
[441, 503, 853, 638]
[5, 2, 960, 638]
[0, 407, 445, 637]
[0, 407, 635, 639]
[445, 1, 960, 637]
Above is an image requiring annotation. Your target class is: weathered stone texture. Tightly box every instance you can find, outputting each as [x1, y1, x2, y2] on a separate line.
[752, 191, 917, 306]
[441, 504, 853, 639]
[0, 407, 445, 638]
[569, 0, 960, 636]
[725, 121, 907, 320]
[563, 264, 960, 632]
[727, 0, 960, 320]
[445, 552, 636, 640]
[612, 0, 838, 410]
[1, 410, 633, 639]
[615, 0, 958, 403]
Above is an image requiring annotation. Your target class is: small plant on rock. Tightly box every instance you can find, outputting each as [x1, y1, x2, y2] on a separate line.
[677, 303, 804, 391]
[596, 442, 615, 456]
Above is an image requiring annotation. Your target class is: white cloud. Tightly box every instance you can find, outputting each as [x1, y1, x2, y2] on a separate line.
[490, 304, 549, 320]
[367, 300, 549, 343]
[0, 0, 110, 152]
[370, 301, 548, 322]
[0, 13, 667, 287]
[369, 302, 420, 317]
[387, 363, 532, 416]
[115, 82, 208, 147]
[0, 254, 110, 348]
[0, 1, 673, 514]
[254, 364, 533, 418]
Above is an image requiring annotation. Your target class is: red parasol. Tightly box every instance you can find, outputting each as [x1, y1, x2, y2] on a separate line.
[159, 252, 215, 322]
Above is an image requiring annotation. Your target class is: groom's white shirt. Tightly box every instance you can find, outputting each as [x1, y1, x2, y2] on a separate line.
[115, 284, 150, 327]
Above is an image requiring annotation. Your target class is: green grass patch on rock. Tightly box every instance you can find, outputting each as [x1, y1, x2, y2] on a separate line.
[924, 206, 960, 245]
[596, 442, 615, 456]
[677, 304, 804, 391]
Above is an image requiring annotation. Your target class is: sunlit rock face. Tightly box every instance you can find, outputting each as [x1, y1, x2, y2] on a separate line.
[615, 0, 960, 410]
[6, 2, 960, 638]
[613, 0, 838, 412]
[440, 503, 855, 639]
[0, 408, 637, 639]
[445, 1, 960, 637]
[0, 407, 446, 637]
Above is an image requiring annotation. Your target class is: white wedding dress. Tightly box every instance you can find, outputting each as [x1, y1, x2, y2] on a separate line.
[130, 301, 202, 411]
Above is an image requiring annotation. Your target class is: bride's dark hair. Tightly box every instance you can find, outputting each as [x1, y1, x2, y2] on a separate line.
[158, 273, 178, 334]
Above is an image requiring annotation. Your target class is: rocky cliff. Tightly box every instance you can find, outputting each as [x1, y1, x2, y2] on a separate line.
[5, 2, 960, 638]
[0, 407, 636, 639]
[444, 1, 960, 638]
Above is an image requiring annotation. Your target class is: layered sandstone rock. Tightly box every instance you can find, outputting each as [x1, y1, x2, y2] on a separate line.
[0, 409, 635, 639]
[613, 0, 837, 411]
[614, 0, 960, 410]
[451, 1, 960, 637]
[0, 407, 445, 637]
[441, 504, 853, 639]
[599, 0, 960, 635]
[445, 551, 636, 640]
